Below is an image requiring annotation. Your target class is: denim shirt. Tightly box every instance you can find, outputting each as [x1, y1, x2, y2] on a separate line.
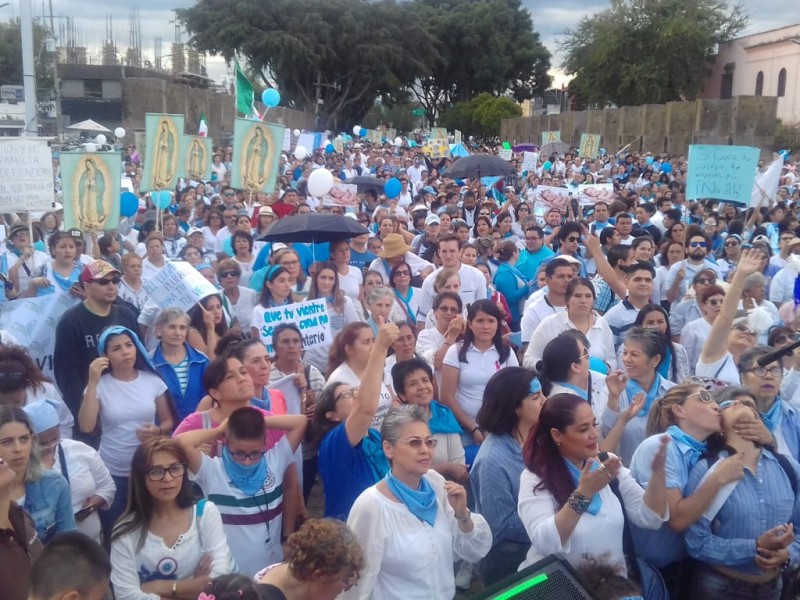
[152, 343, 210, 421]
[24, 469, 76, 544]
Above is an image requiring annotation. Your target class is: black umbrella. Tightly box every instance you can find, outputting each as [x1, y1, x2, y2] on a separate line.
[445, 154, 516, 179]
[263, 213, 369, 245]
[346, 176, 385, 193]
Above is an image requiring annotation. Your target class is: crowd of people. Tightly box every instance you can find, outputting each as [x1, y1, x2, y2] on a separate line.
[1, 135, 800, 600]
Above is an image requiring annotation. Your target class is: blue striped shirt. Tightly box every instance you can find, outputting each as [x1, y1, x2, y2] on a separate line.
[604, 299, 641, 350]
[685, 450, 800, 575]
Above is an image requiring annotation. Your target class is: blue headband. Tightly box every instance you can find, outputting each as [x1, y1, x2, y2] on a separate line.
[98, 326, 156, 373]
[529, 378, 542, 395]
[265, 264, 285, 283]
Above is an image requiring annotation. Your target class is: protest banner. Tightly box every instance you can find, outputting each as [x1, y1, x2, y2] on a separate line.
[686, 144, 759, 203]
[542, 130, 561, 145]
[579, 134, 601, 159]
[423, 138, 449, 159]
[61, 151, 122, 232]
[498, 149, 513, 161]
[0, 293, 80, 378]
[231, 118, 285, 195]
[530, 185, 571, 214]
[454, 130, 462, 144]
[333, 139, 344, 153]
[0, 139, 56, 212]
[297, 132, 321, 152]
[180, 134, 213, 181]
[143, 261, 218, 312]
[363, 129, 382, 145]
[429, 127, 447, 140]
[282, 128, 292, 152]
[321, 183, 359, 208]
[141, 113, 185, 192]
[578, 183, 614, 206]
[253, 298, 331, 354]
[521, 152, 539, 171]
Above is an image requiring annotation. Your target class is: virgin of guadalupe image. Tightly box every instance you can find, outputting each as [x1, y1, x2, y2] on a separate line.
[153, 120, 176, 188]
[582, 135, 597, 159]
[77, 157, 107, 231]
[187, 139, 206, 180]
[243, 125, 270, 192]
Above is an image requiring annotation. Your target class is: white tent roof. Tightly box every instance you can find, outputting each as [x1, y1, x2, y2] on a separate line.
[66, 119, 112, 133]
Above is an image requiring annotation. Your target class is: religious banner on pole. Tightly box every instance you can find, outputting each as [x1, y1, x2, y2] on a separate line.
[141, 113, 185, 192]
[579, 134, 601, 159]
[541, 130, 561, 145]
[60, 151, 121, 232]
[231, 118, 285, 195]
[180, 135, 213, 181]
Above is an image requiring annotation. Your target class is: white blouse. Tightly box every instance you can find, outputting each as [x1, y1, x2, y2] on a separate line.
[523, 310, 616, 371]
[341, 470, 492, 600]
[518, 466, 667, 576]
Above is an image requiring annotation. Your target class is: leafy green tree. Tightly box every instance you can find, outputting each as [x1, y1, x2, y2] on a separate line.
[561, 0, 747, 107]
[0, 18, 55, 114]
[440, 93, 521, 139]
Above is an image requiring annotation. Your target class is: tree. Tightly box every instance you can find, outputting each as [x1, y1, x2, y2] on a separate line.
[412, 0, 551, 126]
[561, 0, 747, 108]
[177, 0, 435, 129]
[0, 19, 55, 114]
[440, 93, 522, 139]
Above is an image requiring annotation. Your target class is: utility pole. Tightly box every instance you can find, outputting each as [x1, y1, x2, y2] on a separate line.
[48, 0, 62, 138]
[21, 0, 38, 136]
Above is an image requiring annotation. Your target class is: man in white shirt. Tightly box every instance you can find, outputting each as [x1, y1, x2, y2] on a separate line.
[519, 257, 575, 351]
[417, 234, 487, 322]
[664, 233, 722, 302]
[214, 206, 238, 257]
[396, 175, 413, 209]
[615, 213, 635, 245]
[406, 156, 426, 186]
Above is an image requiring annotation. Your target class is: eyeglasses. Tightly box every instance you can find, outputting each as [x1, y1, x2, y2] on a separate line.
[394, 271, 411, 277]
[146, 463, 186, 481]
[732, 325, 755, 336]
[38, 439, 60, 454]
[224, 215, 236, 221]
[437, 305, 460, 314]
[223, 192, 236, 197]
[335, 387, 359, 402]
[566, 236, 581, 243]
[228, 448, 267, 462]
[0, 371, 24, 382]
[689, 241, 707, 248]
[391, 437, 438, 449]
[280, 260, 300, 267]
[724, 241, 740, 247]
[684, 389, 713, 404]
[92, 277, 120, 286]
[694, 278, 716, 285]
[705, 299, 723, 306]
[219, 271, 240, 278]
[746, 366, 782, 378]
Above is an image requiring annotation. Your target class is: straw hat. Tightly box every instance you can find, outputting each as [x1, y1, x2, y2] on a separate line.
[379, 233, 412, 259]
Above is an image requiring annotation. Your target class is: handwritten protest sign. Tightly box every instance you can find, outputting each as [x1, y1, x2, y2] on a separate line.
[321, 183, 359, 208]
[498, 149, 513, 161]
[143, 261, 218, 312]
[578, 183, 614, 206]
[521, 152, 539, 171]
[253, 298, 331, 354]
[686, 145, 759, 203]
[0, 139, 55, 211]
[530, 185, 571, 214]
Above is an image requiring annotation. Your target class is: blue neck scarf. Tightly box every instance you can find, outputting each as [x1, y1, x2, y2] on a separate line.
[626, 375, 662, 417]
[428, 401, 462, 434]
[501, 261, 530, 285]
[666, 425, 707, 469]
[385, 471, 438, 526]
[360, 428, 390, 482]
[761, 399, 782, 433]
[221, 446, 268, 496]
[394, 288, 417, 325]
[564, 458, 602, 515]
[657, 346, 673, 381]
[52, 266, 82, 291]
[558, 381, 589, 402]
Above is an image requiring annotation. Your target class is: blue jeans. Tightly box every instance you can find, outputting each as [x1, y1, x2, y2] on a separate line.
[100, 474, 129, 545]
[692, 564, 782, 600]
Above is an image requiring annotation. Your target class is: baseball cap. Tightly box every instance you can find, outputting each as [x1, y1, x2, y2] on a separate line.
[425, 214, 441, 226]
[80, 260, 121, 283]
[186, 227, 204, 237]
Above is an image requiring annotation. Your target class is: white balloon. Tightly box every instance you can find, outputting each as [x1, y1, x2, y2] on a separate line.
[352, 125, 361, 136]
[292, 128, 301, 137]
[85, 142, 97, 152]
[294, 146, 308, 160]
[394, 136, 403, 147]
[96, 134, 107, 145]
[114, 127, 126, 139]
[307, 168, 334, 198]
[469, 135, 474, 141]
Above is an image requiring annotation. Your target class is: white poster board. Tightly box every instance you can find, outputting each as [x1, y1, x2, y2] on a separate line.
[578, 183, 614, 206]
[498, 149, 513, 161]
[142, 261, 218, 312]
[522, 152, 539, 171]
[530, 185, 571, 214]
[0, 139, 55, 211]
[252, 298, 331, 354]
[321, 183, 359, 208]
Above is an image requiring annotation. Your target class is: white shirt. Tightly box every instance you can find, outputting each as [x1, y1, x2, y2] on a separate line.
[341, 470, 492, 600]
[368, 253, 433, 282]
[417, 263, 488, 320]
[680, 317, 712, 371]
[523, 311, 616, 370]
[225, 286, 258, 330]
[326, 362, 394, 429]
[338, 265, 363, 302]
[215, 227, 235, 254]
[664, 259, 723, 300]
[201, 226, 219, 253]
[118, 278, 150, 311]
[141, 258, 166, 283]
[518, 466, 667, 576]
[520, 296, 566, 345]
[443, 342, 519, 423]
[696, 352, 739, 386]
[6, 248, 49, 293]
[770, 264, 798, 305]
[548, 371, 608, 423]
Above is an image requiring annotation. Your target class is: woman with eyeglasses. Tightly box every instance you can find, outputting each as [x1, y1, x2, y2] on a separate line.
[118, 253, 150, 311]
[388, 260, 421, 328]
[312, 323, 399, 519]
[697, 249, 762, 385]
[416, 292, 465, 388]
[23, 400, 114, 543]
[202, 210, 225, 254]
[680, 284, 726, 369]
[110, 438, 233, 600]
[718, 233, 742, 280]
[340, 405, 492, 600]
[0, 406, 75, 544]
[629, 383, 738, 598]
[685, 392, 800, 599]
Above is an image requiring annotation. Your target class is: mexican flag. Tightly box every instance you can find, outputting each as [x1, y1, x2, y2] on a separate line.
[235, 61, 259, 119]
[198, 113, 208, 137]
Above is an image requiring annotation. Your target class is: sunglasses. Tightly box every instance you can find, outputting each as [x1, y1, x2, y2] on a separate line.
[392, 437, 438, 449]
[705, 299, 723, 306]
[566, 236, 581, 243]
[694, 278, 716, 285]
[0, 371, 24, 382]
[689, 241, 707, 248]
[92, 277, 120, 286]
[219, 271, 240, 278]
[685, 389, 713, 404]
[724, 241, 740, 247]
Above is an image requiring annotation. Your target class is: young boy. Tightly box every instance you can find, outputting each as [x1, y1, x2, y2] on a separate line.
[29, 531, 111, 600]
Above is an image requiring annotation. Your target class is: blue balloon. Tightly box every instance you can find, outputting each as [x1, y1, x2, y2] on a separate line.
[325, 143, 335, 154]
[543, 161, 552, 172]
[262, 88, 281, 108]
[646, 156, 654, 165]
[409, 140, 417, 148]
[152, 190, 172, 210]
[385, 177, 402, 199]
[661, 162, 673, 174]
[120, 191, 138, 217]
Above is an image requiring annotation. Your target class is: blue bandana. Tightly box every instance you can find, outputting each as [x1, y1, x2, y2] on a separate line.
[529, 378, 542, 395]
[626, 375, 662, 418]
[385, 471, 438, 526]
[761, 399, 782, 433]
[221, 446, 268, 496]
[666, 425, 707, 469]
[558, 381, 589, 402]
[564, 458, 602, 515]
[428, 401, 462, 435]
[98, 326, 157, 374]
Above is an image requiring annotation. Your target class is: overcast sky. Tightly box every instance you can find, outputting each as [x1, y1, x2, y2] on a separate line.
[16, 0, 798, 86]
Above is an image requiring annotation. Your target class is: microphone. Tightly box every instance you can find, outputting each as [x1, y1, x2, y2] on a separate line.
[756, 339, 800, 367]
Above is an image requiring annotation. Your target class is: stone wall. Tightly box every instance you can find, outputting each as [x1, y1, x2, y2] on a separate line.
[502, 96, 778, 157]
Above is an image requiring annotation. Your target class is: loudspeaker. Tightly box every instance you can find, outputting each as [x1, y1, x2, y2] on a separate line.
[471, 554, 598, 600]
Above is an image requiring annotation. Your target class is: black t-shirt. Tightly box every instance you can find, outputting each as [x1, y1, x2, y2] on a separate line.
[255, 584, 288, 600]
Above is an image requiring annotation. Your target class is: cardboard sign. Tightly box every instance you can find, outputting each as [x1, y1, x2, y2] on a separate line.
[498, 149, 513, 161]
[521, 152, 538, 171]
[143, 261, 218, 312]
[253, 298, 331, 354]
[686, 144, 760, 203]
[321, 183, 359, 208]
[60, 151, 122, 232]
[0, 139, 55, 211]
[530, 185, 571, 214]
[578, 183, 614, 206]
